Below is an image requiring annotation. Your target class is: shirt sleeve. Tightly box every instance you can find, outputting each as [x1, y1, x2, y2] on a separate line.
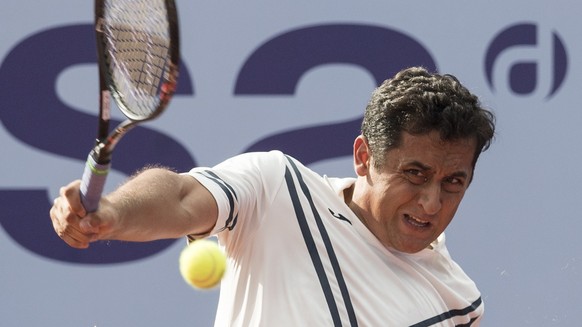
[184, 150, 288, 244]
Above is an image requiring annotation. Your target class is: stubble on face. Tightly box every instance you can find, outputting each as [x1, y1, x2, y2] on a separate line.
[349, 131, 476, 253]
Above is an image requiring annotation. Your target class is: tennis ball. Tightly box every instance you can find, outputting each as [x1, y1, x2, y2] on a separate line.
[179, 239, 226, 289]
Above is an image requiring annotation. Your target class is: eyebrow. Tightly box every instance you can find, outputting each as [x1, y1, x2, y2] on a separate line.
[406, 160, 469, 179]
[408, 160, 431, 171]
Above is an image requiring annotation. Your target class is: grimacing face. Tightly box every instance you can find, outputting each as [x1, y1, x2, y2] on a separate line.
[349, 130, 477, 253]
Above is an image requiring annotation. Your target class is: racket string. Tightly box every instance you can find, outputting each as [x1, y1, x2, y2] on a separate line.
[103, 0, 171, 118]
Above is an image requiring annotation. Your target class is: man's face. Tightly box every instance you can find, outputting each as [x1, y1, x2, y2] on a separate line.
[351, 130, 477, 253]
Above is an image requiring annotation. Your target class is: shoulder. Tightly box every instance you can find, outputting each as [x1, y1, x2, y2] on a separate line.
[219, 150, 288, 169]
[186, 151, 310, 198]
[187, 150, 289, 176]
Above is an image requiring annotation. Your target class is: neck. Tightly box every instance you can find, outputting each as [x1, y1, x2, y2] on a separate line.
[344, 184, 371, 230]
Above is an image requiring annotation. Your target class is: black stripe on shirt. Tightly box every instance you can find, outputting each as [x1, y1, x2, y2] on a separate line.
[284, 166, 342, 326]
[409, 297, 483, 327]
[197, 170, 238, 231]
[284, 157, 358, 326]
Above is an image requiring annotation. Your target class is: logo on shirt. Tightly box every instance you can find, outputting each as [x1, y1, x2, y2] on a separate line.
[328, 208, 352, 225]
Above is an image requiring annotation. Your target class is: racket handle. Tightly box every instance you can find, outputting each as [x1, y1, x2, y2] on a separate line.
[80, 153, 111, 212]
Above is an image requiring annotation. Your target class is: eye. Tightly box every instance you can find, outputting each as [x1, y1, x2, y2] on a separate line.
[405, 169, 427, 185]
[443, 176, 466, 193]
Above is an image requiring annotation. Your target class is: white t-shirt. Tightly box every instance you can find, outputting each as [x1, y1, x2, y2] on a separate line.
[188, 150, 483, 327]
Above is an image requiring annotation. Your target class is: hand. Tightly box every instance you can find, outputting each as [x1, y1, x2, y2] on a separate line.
[50, 180, 111, 248]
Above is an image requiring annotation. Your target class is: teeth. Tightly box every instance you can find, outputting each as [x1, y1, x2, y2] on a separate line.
[406, 214, 429, 226]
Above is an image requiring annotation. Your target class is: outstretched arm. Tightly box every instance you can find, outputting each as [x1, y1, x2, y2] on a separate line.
[50, 167, 218, 249]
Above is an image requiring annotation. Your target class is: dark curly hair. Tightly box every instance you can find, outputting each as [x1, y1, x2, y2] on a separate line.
[361, 67, 495, 169]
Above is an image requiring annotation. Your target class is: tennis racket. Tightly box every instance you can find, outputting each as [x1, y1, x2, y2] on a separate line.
[80, 0, 180, 212]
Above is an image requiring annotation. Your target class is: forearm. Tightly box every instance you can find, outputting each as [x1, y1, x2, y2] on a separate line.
[104, 167, 217, 242]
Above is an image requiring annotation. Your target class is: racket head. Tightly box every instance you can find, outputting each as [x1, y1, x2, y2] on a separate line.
[95, 0, 180, 122]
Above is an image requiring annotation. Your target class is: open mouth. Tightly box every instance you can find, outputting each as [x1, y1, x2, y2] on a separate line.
[404, 214, 430, 228]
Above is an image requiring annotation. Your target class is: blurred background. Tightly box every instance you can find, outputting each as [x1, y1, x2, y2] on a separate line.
[1, 1, 580, 325]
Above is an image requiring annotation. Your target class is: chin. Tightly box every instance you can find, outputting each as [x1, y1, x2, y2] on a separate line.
[393, 241, 430, 254]
[398, 247, 424, 254]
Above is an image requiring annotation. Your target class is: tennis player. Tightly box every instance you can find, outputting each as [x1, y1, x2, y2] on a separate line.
[50, 66, 495, 326]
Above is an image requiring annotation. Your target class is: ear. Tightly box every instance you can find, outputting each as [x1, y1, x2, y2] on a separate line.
[353, 135, 371, 177]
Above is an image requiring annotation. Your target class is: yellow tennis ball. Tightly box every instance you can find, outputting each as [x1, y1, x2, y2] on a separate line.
[179, 239, 226, 289]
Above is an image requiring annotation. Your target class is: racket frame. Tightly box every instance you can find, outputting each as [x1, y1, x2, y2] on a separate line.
[80, 0, 180, 212]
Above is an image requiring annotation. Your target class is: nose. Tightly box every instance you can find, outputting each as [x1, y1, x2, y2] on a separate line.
[418, 183, 442, 215]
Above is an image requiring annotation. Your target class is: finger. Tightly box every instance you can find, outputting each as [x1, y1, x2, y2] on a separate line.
[50, 196, 94, 248]
[50, 196, 69, 234]
[60, 231, 91, 249]
[61, 180, 86, 217]
[50, 215, 91, 248]
[57, 218, 95, 248]
[79, 216, 100, 234]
